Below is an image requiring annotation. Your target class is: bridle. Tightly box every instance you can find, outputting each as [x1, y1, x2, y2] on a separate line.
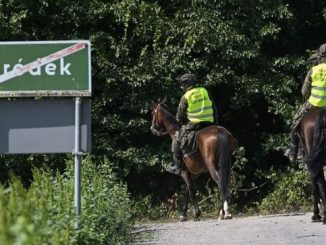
[151, 104, 175, 136]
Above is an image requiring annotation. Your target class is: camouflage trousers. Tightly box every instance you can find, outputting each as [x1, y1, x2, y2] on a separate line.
[172, 122, 212, 156]
[172, 123, 197, 153]
[291, 101, 314, 131]
[287, 102, 314, 160]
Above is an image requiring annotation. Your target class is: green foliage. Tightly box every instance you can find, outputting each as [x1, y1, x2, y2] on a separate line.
[77, 157, 133, 245]
[131, 195, 173, 221]
[0, 157, 133, 244]
[259, 165, 311, 214]
[0, 169, 75, 244]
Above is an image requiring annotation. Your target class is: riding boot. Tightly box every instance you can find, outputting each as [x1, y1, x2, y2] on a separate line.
[297, 144, 304, 160]
[285, 129, 299, 161]
[166, 140, 183, 175]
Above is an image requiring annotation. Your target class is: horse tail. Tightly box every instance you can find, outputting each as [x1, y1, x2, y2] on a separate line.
[217, 128, 232, 201]
[306, 108, 326, 177]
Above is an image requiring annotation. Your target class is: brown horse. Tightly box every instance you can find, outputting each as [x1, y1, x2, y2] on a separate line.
[301, 107, 326, 223]
[150, 98, 238, 221]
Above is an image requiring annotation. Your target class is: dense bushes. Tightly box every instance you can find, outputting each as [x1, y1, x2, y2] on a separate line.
[0, 157, 133, 244]
[259, 165, 311, 214]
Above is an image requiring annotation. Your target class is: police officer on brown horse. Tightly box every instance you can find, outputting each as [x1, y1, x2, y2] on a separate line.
[166, 73, 218, 175]
[285, 43, 326, 161]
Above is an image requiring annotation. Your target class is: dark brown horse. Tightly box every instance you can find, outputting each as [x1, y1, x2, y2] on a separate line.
[301, 107, 326, 223]
[150, 98, 238, 221]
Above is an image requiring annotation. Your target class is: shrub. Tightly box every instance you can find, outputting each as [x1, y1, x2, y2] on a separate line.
[77, 157, 133, 244]
[0, 157, 133, 245]
[259, 166, 311, 214]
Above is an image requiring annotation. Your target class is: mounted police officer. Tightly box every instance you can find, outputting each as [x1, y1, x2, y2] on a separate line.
[166, 73, 218, 175]
[285, 43, 326, 161]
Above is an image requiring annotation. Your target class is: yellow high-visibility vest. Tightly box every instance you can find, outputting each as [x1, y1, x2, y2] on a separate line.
[308, 63, 326, 107]
[184, 87, 214, 123]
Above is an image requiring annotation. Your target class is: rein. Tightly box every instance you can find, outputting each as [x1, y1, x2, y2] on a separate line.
[151, 125, 169, 136]
[152, 105, 177, 136]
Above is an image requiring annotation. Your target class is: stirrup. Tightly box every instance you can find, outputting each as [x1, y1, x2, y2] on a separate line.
[284, 148, 297, 161]
[297, 148, 304, 160]
[166, 162, 182, 175]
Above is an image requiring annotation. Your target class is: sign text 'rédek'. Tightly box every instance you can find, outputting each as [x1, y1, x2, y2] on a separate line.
[0, 40, 91, 97]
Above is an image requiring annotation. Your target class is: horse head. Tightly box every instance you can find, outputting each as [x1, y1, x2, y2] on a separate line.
[150, 99, 169, 136]
[150, 96, 179, 136]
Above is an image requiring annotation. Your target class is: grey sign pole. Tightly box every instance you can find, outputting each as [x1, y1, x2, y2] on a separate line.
[74, 97, 82, 229]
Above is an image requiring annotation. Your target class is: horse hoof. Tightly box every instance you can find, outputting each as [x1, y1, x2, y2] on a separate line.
[218, 210, 225, 220]
[179, 215, 188, 222]
[322, 217, 326, 224]
[225, 214, 233, 220]
[193, 210, 201, 220]
[311, 214, 322, 222]
[194, 214, 201, 221]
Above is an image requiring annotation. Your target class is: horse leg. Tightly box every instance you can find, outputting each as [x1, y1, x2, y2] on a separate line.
[207, 166, 231, 220]
[316, 170, 326, 224]
[213, 128, 232, 220]
[311, 175, 322, 222]
[181, 170, 201, 221]
[179, 184, 189, 222]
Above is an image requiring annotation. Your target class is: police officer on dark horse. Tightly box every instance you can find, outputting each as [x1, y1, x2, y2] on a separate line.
[166, 73, 219, 175]
[151, 73, 238, 221]
[285, 43, 326, 223]
[285, 43, 326, 162]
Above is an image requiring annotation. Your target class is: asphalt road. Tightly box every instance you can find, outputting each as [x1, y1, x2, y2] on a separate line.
[131, 213, 326, 245]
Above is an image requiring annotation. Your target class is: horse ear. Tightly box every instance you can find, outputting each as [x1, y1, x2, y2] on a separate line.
[151, 100, 156, 109]
[162, 95, 168, 105]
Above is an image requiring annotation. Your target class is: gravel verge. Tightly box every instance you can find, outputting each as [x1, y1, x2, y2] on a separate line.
[131, 213, 326, 245]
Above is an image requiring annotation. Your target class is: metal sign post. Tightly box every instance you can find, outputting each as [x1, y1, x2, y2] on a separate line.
[74, 97, 82, 229]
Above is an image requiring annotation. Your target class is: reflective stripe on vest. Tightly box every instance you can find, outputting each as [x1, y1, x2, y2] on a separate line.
[308, 63, 326, 107]
[184, 87, 214, 123]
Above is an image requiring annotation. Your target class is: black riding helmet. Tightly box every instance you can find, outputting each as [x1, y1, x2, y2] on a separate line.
[308, 52, 318, 61]
[177, 73, 197, 89]
[319, 43, 326, 61]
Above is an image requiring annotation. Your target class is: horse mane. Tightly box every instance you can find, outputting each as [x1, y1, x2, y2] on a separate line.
[159, 104, 179, 129]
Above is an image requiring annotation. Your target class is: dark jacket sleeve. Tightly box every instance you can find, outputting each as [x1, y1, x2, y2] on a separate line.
[176, 96, 188, 125]
[301, 69, 313, 100]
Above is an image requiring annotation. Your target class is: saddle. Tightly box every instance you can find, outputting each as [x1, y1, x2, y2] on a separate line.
[180, 122, 214, 157]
